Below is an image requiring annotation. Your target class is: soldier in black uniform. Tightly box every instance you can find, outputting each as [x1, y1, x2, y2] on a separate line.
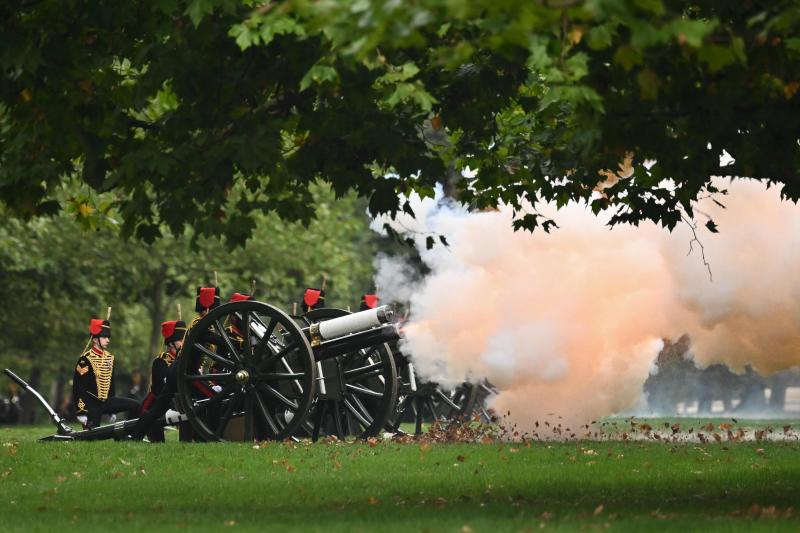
[139, 319, 187, 442]
[128, 287, 222, 441]
[73, 318, 140, 429]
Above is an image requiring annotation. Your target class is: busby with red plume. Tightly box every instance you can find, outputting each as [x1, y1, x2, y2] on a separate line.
[229, 292, 254, 304]
[195, 286, 221, 312]
[302, 288, 325, 312]
[89, 319, 111, 338]
[360, 294, 378, 311]
[161, 320, 187, 345]
[228, 293, 254, 330]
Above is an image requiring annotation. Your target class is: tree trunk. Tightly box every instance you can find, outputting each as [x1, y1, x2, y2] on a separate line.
[147, 276, 166, 361]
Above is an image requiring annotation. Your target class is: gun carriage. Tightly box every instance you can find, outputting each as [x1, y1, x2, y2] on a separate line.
[294, 308, 397, 441]
[5, 300, 399, 442]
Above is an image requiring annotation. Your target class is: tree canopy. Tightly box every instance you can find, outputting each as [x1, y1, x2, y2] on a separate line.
[2, 0, 798, 242]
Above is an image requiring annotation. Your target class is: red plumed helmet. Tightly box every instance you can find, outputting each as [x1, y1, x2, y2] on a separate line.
[303, 288, 323, 308]
[229, 292, 253, 303]
[161, 320, 187, 344]
[196, 286, 220, 311]
[89, 319, 111, 338]
[161, 321, 177, 339]
[362, 294, 378, 310]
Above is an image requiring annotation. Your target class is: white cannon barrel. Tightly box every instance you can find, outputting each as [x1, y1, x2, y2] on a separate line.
[316, 305, 393, 340]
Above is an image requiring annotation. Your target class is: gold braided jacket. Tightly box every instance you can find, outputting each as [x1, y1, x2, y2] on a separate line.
[83, 348, 114, 401]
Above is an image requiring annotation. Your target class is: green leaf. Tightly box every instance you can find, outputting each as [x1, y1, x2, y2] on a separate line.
[613, 45, 642, 71]
[258, 16, 306, 46]
[184, 0, 215, 28]
[671, 19, 718, 48]
[697, 44, 736, 72]
[587, 25, 614, 51]
[299, 65, 339, 92]
[634, 0, 665, 15]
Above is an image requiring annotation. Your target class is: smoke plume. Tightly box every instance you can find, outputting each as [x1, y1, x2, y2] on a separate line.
[372, 178, 800, 430]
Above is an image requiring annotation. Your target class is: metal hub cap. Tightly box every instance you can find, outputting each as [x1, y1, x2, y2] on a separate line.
[235, 370, 250, 384]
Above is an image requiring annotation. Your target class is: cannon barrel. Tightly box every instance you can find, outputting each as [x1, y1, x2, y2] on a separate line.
[312, 305, 393, 341]
[315, 323, 399, 360]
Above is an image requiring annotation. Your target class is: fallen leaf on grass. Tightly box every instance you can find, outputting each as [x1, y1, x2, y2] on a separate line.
[583, 449, 598, 456]
[1, 468, 12, 478]
[756, 448, 765, 455]
[119, 458, 130, 466]
[56, 475, 67, 483]
[367, 437, 378, 448]
[368, 496, 380, 505]
[224, 520, 236, 526]
[72, 472, 82, 479]
[456, 455, 466, 462]
[594, 504, 604, 515]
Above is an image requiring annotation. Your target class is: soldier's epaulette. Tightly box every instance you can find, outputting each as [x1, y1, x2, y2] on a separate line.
[158, 351, 177, 366]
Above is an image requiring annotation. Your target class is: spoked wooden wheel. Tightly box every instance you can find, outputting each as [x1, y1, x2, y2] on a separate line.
[176, 301, 316, 442]
[473, 379, 499, 423]
[297, 308, 398, 441]
[387, 348, 478, 435]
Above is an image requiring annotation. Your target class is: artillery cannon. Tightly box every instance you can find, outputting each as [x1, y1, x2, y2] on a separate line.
[4, 300, 399, 442]
[293, 308, 397, 441]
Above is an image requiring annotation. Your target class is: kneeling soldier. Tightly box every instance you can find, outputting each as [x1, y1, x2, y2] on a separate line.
[129, 287, 222, 441]
[73, 317, 139, 429]
[140, 319, 187, 442]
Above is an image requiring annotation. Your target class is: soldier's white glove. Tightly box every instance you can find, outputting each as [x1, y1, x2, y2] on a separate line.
[76, 415, 88, 427]
[108, 414, 117, 423]
[212, 385, 223, 393]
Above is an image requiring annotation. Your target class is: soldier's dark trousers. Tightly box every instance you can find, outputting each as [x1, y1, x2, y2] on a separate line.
[87, 396, 141, 429]
[130, 364, 178, 440]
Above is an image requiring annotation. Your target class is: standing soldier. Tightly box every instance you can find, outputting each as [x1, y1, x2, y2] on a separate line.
[139, 319, 187, 442]
[72, 315, 139, 429]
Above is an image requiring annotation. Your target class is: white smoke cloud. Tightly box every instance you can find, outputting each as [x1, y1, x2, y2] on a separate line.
[372, 178, 800, 430]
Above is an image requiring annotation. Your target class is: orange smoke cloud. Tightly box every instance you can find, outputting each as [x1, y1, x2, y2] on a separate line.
[373, 178, 800, 430]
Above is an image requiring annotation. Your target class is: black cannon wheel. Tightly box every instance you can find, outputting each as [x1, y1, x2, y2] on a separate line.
[176, 301, 316, 442]
[386, 348, 479, 435]
[298, 308, 398, 441]
[473, 380, 499, 423]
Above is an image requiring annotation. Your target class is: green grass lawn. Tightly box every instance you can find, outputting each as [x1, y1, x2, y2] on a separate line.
[1, 424, 799, 532]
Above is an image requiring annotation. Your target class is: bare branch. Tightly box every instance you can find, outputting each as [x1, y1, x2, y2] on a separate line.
[681, 215, 713, 282]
